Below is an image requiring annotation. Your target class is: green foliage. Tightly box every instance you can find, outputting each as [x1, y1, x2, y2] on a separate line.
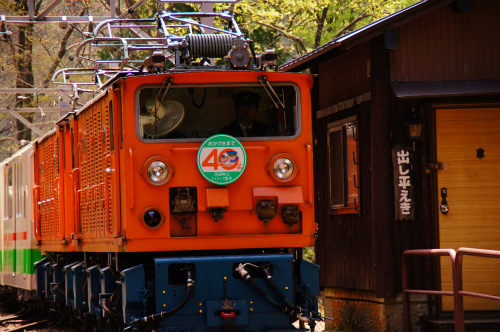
[303, 246, 316, 263]
[135, 0, 159, 18]
[94, 0, 419, 64]
[231, 0, 419, 62]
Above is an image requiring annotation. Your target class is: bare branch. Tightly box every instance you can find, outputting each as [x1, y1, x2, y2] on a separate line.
[42, 8, 86, 87]
[99, 0, 111, 11]
[248, 20, 307, 53]
[0, 136, 20, 142]
[334, 13, 370, 38]
[32, 30, 53, 57]
[287, 9, 303, 30]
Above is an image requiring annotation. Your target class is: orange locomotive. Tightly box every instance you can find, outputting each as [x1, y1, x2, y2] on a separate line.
[32, 5, 321, 332]
[37, 71, 315, 253]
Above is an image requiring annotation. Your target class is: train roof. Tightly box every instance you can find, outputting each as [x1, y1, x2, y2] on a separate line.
[1, 140, 34, 166]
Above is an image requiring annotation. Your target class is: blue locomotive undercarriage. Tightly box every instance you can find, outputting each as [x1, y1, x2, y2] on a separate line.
[34, 253, 321, 331]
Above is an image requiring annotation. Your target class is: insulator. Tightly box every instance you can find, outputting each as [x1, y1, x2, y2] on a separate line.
[186, 34, 234, 58]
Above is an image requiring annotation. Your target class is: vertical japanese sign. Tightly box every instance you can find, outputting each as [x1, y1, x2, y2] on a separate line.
[392, 143, 414, 220]
[197, 134, 247, 185]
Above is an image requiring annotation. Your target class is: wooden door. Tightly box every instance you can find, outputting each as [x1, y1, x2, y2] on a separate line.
[436, 107, 500, 311]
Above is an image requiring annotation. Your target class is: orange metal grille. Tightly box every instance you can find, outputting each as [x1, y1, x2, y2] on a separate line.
[38, 136, 60, 240]
[78, 100, 113, 240]
[105, 102, 113, 233]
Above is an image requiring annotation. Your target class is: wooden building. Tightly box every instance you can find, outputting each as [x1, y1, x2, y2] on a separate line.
[280, 0, 500, 330]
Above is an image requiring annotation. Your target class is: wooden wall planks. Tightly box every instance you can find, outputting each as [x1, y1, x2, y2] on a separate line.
[390, 0, 500, 83]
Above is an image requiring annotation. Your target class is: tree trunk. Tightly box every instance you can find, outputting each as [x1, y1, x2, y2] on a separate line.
[13, 0, 37, 141]
[15, 22, 35, 141]
[315, 6, 329, 49]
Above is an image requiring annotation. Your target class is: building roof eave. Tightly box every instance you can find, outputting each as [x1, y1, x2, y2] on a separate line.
[391, 80, 500, 99]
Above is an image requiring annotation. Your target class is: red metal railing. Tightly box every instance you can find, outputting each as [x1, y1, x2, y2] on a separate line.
[402, 249, 459, 331]
[402, 247, 500, 332]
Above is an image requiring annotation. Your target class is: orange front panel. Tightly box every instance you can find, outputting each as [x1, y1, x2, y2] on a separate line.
[206, 188, 229, 209]
[116, 71, 316, 253]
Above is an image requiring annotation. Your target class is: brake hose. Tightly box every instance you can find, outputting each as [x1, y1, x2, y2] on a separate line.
[130, 269, 195, 326]
[51, 269, 66, 302]
[100, 298, 114, 316]
[261, 266, 295, 309]
[257, 264, 322, 332]
[235, 264, 297, 317]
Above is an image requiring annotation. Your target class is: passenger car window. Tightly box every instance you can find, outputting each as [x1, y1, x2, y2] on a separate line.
[5, 167, 13, 219]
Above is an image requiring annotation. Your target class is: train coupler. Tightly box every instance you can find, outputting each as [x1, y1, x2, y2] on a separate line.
[207, 300, 247, 326]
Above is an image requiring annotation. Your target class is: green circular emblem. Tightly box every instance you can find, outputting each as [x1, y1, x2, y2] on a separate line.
[197, 134, 247, 185]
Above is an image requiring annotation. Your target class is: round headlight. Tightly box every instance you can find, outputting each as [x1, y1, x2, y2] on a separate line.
[148, 161, 168, 182]
[142, 157, 173, 185]
[273, 158, 294, 179]
[267, 153, 298, 182]
[147, 161, 168, 182]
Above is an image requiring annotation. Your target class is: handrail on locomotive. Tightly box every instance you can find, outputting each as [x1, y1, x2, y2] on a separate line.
[52, 0, 277, 96]
[53, 0, 276, 89]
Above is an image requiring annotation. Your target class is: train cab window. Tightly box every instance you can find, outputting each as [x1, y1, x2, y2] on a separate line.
[328, 116, 360, 213]
[136, 84, 299, 140]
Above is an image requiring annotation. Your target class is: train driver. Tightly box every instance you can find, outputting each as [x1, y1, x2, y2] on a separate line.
[220, 91, 269, 137]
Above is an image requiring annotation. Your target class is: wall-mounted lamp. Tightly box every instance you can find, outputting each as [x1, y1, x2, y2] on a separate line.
[406, 108, 423, 140]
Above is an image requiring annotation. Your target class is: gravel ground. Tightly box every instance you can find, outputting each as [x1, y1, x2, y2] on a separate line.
[293, 295, 326, 332]
[0, 300, 79, 332]
[0, 297, 325, 332]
